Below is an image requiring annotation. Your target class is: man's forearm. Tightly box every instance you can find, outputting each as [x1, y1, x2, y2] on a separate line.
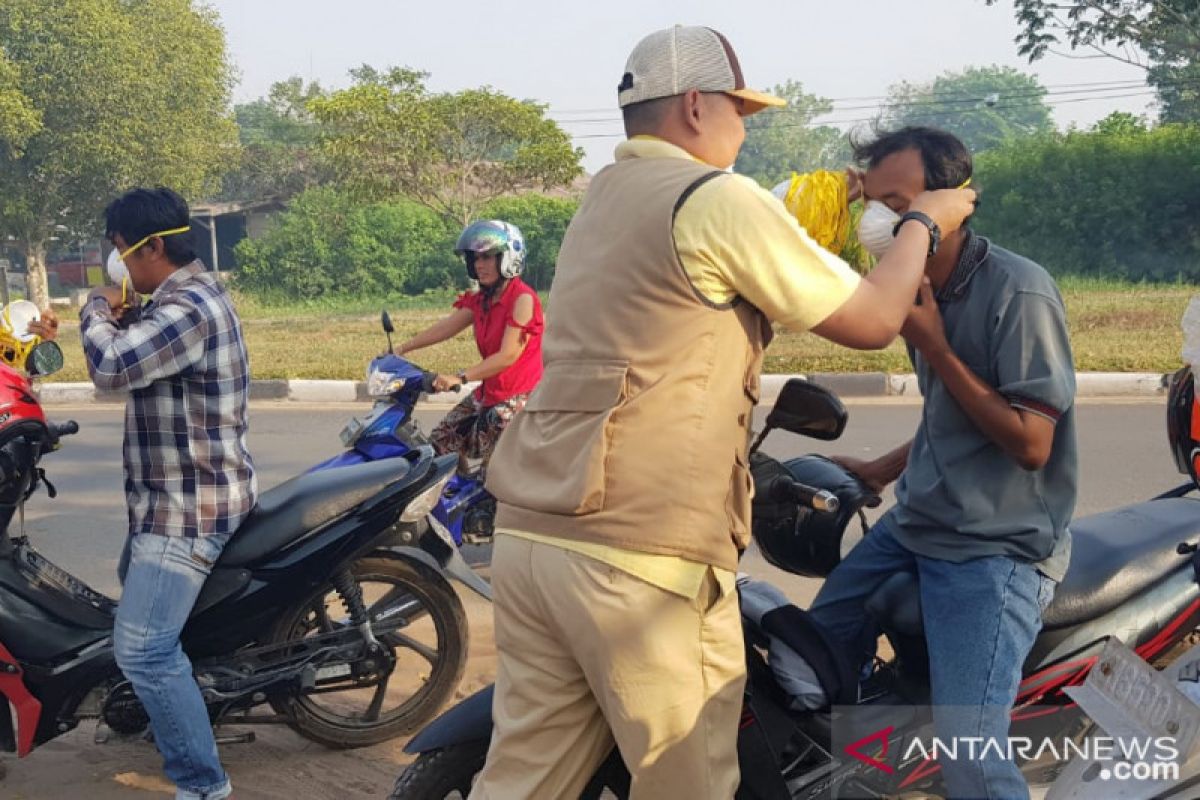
[876, 440, 913, 484]
[921, 346, 1044, 469]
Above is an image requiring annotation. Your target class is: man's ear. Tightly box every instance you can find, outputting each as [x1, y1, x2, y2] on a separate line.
[680, 89, 703, 135]
[144, 236, 165, 261]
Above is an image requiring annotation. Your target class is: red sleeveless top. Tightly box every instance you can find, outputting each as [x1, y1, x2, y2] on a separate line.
[453, 277, 544, 407]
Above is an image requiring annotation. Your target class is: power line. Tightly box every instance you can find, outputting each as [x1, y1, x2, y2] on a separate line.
[550, 78, 1196, 127]
[565, 88, 1162, 141]
[546, 76, 1160, 116]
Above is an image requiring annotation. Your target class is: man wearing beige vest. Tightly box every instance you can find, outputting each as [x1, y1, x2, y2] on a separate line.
[477, 25, 977, 800]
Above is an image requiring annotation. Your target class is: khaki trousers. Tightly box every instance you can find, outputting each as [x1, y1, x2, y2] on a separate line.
[470, 535, 745, 800]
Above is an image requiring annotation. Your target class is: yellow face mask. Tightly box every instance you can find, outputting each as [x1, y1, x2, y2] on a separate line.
[117, 225, 191, 260]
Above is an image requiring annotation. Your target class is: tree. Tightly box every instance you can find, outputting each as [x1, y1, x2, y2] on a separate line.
[221, 77, 329, 202]
[1090, 110, 1149, 135]
[234, 187, 459, 299]
[734, 80, 849, 187]
[882, 66, 1054, 152]
[0, 0, 237, 307]
[987, 0, 1200, 122]
[310, 67, 583, 227]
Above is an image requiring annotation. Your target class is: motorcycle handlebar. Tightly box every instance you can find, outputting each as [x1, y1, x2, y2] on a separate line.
[769, 477, 840, 514]
[421, 372, 464, 394]
[50, 421, 79, 439]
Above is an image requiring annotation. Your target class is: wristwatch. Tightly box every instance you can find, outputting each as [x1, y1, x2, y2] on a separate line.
[893, 211, 941, 257]
[456, 370, 468, 384]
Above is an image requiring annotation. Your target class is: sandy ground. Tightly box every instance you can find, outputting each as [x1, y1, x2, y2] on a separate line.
[0, 591, 498, 800]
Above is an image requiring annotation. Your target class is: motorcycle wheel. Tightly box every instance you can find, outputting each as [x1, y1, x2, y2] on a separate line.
[389, 741, 630, 800]
[268, 556, 468, 748]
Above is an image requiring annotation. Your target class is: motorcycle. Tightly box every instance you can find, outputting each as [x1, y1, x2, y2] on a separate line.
[315, 310, 497, 548]
[0, 354, 491, 764]
[390, 377, 1200, 799]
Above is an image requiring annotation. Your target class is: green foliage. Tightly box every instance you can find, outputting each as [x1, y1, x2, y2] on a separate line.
[735, 80, 850, 187]
[973, 123, 1200, 280]
[0, 54, 40, 154]
[988, 0, 1200, 123]
[480, 194, 578, 291]
[234, 188, 581, 301]
[1152, 58, 1200, 123]
[882, 66, 1054, 152]
[310, 67, 583, 226]
[1090, 110, 1149, 135]
[0, 0, 238, 305]
[221, 77, 329, 201]
[234, 187, 458, 300]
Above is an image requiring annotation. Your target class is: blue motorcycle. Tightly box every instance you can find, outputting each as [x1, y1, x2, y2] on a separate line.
[310, 311, 497, 549]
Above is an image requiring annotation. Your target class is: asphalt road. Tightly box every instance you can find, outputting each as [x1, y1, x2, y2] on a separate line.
[0, 398, 1184, 798]
[22, 398, 1184, 600]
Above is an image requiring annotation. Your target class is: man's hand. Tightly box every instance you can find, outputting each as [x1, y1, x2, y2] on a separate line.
[27, 308, 59, 341]
[431, 373, 463, 393]
[908, 186, 977, 236]
[829, 455, 889, 494]
[901, 279, 950, 357]
[88, 286, 127, 311]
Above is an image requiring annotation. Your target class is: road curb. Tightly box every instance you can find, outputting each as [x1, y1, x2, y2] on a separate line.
[32, 372, 1173, 406]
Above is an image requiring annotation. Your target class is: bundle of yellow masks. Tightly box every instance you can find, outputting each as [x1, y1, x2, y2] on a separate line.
[772, 170, 851, 255]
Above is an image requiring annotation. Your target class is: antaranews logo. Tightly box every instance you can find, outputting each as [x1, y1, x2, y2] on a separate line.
[840, 721, 1181, 784]
[843, 725, 895, 774]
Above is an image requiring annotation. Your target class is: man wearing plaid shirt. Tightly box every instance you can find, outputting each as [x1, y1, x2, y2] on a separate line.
[81, 187, 256, 800]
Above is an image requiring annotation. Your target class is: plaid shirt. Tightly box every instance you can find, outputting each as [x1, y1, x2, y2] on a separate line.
[80, 261, 257, 538]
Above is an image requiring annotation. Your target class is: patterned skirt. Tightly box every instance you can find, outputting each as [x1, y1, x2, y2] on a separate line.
[429, 392, 530, 468]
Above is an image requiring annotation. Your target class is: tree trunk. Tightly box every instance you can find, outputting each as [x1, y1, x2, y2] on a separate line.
[23, 240, 50, 310]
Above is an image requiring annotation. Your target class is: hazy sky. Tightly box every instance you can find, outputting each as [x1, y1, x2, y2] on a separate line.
[209, 0, 1153, 173]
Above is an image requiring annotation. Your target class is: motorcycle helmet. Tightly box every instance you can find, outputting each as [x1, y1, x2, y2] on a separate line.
[1167, 365, 1200, 490]
[751, 452, 880, 579]
[454, 220, 526, 281]
[0, 301, 42, 373]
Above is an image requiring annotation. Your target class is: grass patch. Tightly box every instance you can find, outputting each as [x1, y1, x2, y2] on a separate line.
[42, 279, 1197, 382]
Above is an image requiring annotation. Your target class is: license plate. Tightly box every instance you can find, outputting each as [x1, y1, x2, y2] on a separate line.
[339, 417, 366, 447]
[315, 663, 352, 681]
[1065, 637, 1200, 749]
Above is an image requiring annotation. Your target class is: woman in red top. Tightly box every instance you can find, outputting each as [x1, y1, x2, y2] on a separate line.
[395, 220, 544, 475]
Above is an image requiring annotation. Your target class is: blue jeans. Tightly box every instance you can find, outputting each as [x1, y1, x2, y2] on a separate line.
[811, 521, 1054, 800]
[115, 533, 233, 800]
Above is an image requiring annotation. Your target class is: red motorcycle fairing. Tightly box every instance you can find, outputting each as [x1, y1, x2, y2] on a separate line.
[0, 639, 42, 756]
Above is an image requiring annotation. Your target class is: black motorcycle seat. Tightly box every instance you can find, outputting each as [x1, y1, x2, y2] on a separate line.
[866, 497, 1200, 636]
[1042, 497, 1200, 628]
[218, 458, 418, 567]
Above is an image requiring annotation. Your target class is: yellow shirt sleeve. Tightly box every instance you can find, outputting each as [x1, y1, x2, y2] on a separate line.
[674, 172, 862, 331]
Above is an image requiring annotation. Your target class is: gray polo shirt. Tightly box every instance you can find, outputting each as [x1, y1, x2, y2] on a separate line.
[883, 232, 1078, 581]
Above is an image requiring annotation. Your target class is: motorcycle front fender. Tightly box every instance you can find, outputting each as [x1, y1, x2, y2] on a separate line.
[404, 683, 494, 754]
[380, 517, 492, 602]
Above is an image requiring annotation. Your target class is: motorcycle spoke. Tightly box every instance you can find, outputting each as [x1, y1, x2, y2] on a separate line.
[389, 631, 439, 665]
[313, 601, 336, 634]
[364, 673, 391, 721]
[368, 586, 421, 623]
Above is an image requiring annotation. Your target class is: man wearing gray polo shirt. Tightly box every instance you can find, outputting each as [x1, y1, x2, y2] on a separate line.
[812, 127, 1077, 800]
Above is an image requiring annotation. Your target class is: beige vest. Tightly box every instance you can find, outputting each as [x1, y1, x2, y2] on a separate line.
[486, 155, 771, 571]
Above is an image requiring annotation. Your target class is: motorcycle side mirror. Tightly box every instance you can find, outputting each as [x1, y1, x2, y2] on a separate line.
[750, 379, 848, 455]
[26, 341, 64, 377]
[381, 310, 395, 354]
[766, 379, 848, 440]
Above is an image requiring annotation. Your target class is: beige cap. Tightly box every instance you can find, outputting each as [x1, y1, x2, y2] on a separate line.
[617, 25, 785, 115]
